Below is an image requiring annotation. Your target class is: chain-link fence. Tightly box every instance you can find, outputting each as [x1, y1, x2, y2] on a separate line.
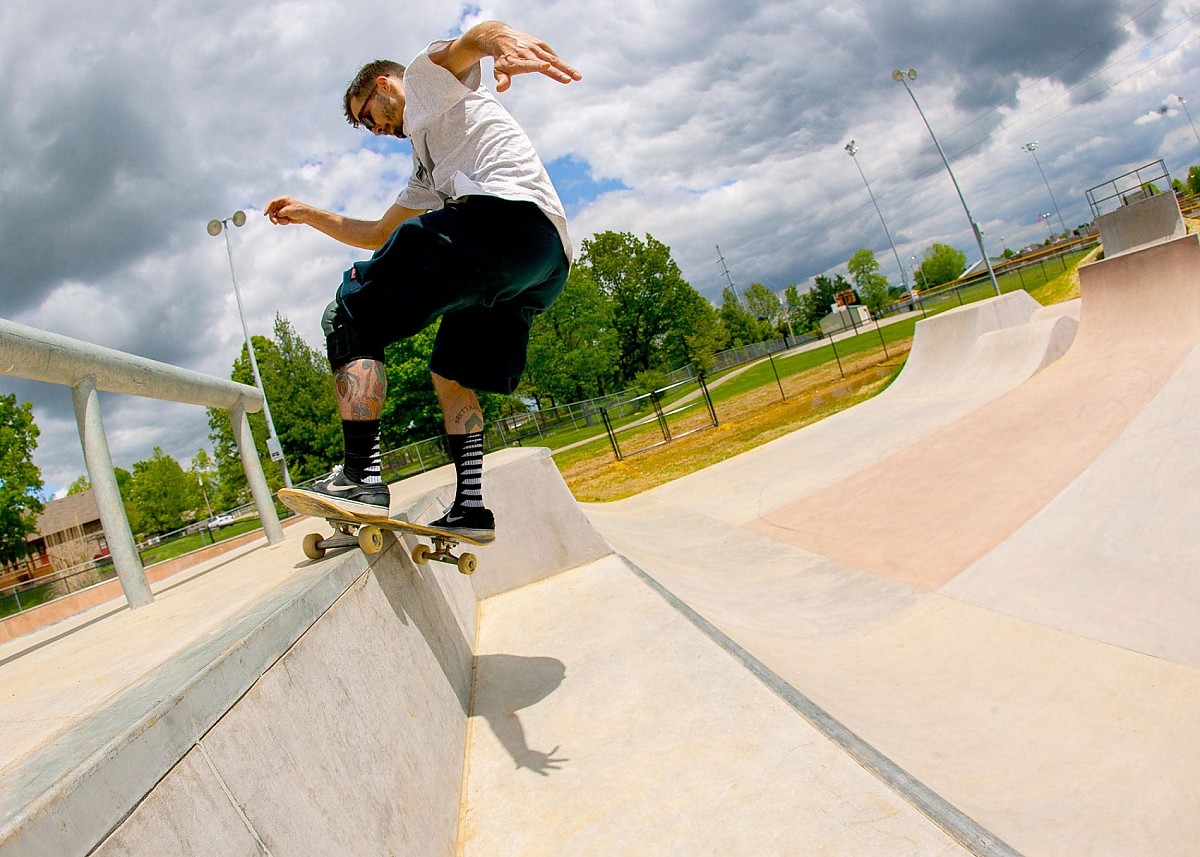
[598, 375, 719, 461]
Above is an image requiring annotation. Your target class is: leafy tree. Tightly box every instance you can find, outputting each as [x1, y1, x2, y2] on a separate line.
[719, 286, 774, 346]
[918, 243, 968, 289]
[662, 288, 725, 375]
[578, 231, 698, 382]
[0, 395, 44, 566]
[743, 283, 782, 325]
[1188, 166, 1200, 196]
[127, 447, 199, 534]
[523, 266, 622, 405]
[847, 249, 891, 317]
[192, 449, 217, 519]
[379, 324, 445, 449]
[67, 475, 91, 495]
[783, 284, 805, 337]
[796, 274, 843, 333]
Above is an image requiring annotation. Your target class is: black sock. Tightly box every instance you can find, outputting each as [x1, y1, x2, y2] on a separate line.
[343, 420, 381, 484]
[448, 432, 484, 509]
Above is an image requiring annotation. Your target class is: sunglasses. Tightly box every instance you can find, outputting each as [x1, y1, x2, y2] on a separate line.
[356, 81, 380, 132]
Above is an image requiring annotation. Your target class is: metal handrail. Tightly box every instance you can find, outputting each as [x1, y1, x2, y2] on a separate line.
[0, 318, 284, 610]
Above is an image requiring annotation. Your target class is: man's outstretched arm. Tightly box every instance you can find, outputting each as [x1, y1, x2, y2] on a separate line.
[429, 21, 581, 92]
[263, 198, 422, 250]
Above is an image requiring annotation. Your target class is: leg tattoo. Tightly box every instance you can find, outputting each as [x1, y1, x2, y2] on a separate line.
[334, 359, 387, 421]
[453, 405, 484, 434]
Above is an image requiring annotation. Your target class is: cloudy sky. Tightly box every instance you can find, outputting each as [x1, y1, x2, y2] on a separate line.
[3, 0, 1199, 498]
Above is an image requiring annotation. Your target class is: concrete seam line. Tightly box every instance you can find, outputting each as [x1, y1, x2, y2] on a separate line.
[617, 556, 1024, 857]
[197, 741, 273, 856]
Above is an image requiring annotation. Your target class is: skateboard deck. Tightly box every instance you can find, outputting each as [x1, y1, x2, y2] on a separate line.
[277, 488, 489, 575]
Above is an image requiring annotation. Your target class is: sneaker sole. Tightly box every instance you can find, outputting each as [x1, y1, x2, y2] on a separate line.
[283, 488, 391, 521]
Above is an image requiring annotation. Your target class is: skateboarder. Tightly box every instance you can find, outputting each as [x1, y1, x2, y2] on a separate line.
[265, 21, 580, 540]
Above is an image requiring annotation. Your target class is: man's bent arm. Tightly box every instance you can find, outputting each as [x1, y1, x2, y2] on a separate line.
[429, 21, 581, 92]
[264, 198, 421, 250]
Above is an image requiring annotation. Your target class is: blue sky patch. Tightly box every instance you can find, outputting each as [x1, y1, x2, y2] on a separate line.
[545, 155, 629, 214]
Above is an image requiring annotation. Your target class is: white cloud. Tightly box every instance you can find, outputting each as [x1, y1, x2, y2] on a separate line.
[3, 0, 1199, 495]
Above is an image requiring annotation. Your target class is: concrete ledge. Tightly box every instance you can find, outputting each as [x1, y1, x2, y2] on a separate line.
[0, 445, 608, 856]
[1096, 190, 1186, 258]
[387, 447, 613, 599]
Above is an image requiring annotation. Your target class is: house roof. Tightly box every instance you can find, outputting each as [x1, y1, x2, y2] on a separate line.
[29, 490, 101, 542]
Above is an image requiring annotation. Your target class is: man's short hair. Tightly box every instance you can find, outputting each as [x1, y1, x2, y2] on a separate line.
[343, 59, 407, 127]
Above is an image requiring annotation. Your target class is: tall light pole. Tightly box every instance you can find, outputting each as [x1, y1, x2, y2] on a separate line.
[1162, 94, 1200, 148]
[1037, 212, 1055, 242]
[892, 68, 1000, 296]
[1021, 141, 1067, 238]
[207, 211, 292, 488]
[844, 140, 910, 296]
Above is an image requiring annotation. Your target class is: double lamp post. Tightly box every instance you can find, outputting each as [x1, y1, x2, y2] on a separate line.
[207, 211, 292, 488]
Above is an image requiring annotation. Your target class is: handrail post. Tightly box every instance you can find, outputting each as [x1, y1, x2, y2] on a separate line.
[71, 376, 154, 608]
[230, 400, 285, 545]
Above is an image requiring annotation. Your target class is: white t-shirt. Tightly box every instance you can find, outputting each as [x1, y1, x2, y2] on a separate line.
[397, 41, 572, 262]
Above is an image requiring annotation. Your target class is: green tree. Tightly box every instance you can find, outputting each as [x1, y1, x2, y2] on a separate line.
[918, 243, 968, 289]
[208, 314, 342, 504]
[127, 447, 199, 534]
[783, 284, 805, 337]
[797, 274, 842, 333]
[523, 265, 622, 405]
[847, 249, 891, 317]
[67, 475, 90, 495]
[662, 288, 725, 375]
[191, 449, 217, 519]
[719, 286, 774, 346]
[0, 395, 44, 567]
[380, 323, 448, 449]
[578, 231, 698, 381]
[743, 283, 782, 325]
[1188, 166, 1200, 196]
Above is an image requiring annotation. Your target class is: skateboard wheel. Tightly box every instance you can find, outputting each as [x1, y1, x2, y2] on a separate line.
[302, 533, 326, 560]
[457, 553, 477, 575]
[412, 543, 431, 565]
[358, 525, 384, 554]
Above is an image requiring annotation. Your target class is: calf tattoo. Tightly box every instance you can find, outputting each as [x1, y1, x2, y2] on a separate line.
[335, 359, 387, 420]
[454, 405, 484, 433]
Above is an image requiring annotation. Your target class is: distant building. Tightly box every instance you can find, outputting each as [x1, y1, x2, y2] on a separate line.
[0, 490, 109, 589]
[819, 304, 872, 335]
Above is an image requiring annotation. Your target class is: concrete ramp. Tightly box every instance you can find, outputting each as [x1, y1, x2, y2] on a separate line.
[635, 291, 1076, 526]
[750, 234, 1200, 588]
[585, 233, 1200, 855]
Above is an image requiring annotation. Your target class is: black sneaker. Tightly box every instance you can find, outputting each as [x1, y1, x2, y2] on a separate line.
[429, 505, 495, 543]
[299, 466, 390, 518]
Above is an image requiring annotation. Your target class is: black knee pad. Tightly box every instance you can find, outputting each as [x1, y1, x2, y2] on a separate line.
[321, 300, 385, 370]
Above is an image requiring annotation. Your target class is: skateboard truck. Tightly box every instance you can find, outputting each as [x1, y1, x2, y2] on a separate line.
[300, 521, 477, 575]
[411, 535, 478, 575]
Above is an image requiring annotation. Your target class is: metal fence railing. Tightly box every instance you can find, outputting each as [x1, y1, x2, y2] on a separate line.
[0, 319, 284, 612]
[599, 375, 719, 461]
[1086, 160, 1171, 219]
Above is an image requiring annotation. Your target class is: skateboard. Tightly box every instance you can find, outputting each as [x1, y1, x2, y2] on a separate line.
[276, 488, 489, 575]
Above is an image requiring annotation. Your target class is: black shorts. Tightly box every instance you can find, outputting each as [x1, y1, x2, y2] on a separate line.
[335, 195, 569, 395]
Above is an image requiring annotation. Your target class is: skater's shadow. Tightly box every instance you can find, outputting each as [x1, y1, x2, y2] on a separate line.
[472, 653, 568, 776]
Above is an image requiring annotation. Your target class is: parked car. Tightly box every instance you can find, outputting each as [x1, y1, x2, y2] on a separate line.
[207, 514, 236, 529]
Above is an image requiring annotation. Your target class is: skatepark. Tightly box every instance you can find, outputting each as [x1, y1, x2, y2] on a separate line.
[1, 192, 1199, 855]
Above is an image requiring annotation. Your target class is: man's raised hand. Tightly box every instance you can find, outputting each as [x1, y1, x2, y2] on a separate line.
[482, 24, 581, 92]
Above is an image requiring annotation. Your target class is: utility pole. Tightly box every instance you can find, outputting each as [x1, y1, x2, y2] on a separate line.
[715, 244, 745, 309]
